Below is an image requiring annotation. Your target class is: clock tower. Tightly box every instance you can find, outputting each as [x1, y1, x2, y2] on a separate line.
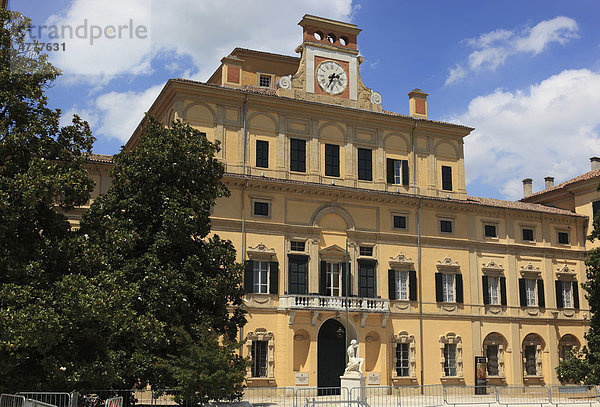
[276, 14, 382, 111]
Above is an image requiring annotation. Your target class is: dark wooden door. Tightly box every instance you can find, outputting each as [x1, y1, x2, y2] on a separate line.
[317, 319, 346, 393]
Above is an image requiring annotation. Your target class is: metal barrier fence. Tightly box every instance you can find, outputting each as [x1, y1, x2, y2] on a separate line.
[550, 385, 598, 406]
[1, 395, 26, 407]
[17, 393, 72, 407]
[18, 384, 600, 407]
[497, 386, 551, 406]
[444, 385, 497, 406]
[397, 384, 444, 407]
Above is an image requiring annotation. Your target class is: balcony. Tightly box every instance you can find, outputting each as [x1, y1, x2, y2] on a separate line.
[279, 294, 389, 312]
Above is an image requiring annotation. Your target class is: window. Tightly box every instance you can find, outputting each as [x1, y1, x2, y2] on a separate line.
[593, 200, 600, 220]
[288, 255, 308, 295]
[562, 281, 573, 308]
[393, 215, 407, 230]
[441, 166, 453, 191]
[487, 276, 499, 305]
[519, 278, 544, 308]
[251, 340, 268, 377]
[436, 272, 464, 303]
[325, 144, 340, 177]
[386, 158, 409, 185]
[327, 263, 341, 296]
[359, 246, 373, 256]
[525, 279, 536, 307]
[442, 273, 455, 303]
[440, 219, 453, 233]
[290, 138, 306, 172]
[559, 335, 580, 362]
[556, 280, 579, 309]
[558, 231, 570, 245]
[486, 345, 499, 376]
[395, 270, 409, 300]
[256, 140, 269, 168]
[290, 241, 305, 252]
[482, 275, 506, 306]
[358, 148, 372, 181]
[358, 260, 376, 298]
[258, 74, 271, 88]
[444, 344, 457, 376]
[253, 201, 269, 217]
[396, 343, 410, 377]
[525, 345, 537, 376]
[253, 261, 269, 294]
[484, 224, 497, 238]
[522, 228, 534, 242]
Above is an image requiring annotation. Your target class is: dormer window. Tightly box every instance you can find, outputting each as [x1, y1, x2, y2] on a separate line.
[258, 73, 273, 88]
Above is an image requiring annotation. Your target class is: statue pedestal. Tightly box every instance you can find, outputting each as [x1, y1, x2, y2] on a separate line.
[340, 373, 366, 401]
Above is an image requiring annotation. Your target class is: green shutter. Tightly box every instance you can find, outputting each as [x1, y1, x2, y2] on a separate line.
[482, 275, 489, 305]
[244, 260, 254, 293]
[388, 269, 396, 300]
[455, 274, 463, 303]
[269, 261, 279, 294]
[402, 160, 409, 186]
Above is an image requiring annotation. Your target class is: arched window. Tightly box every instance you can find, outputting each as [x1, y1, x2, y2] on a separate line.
[483, 332, 507, 378]
[522, 334, 544, 378]
[559, 334, 580, 362]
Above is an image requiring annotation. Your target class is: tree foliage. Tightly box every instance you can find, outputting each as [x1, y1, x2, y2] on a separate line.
[79, 116, 247, 399]
[0, 9, 97, 391]
[556, 193, 600, 384]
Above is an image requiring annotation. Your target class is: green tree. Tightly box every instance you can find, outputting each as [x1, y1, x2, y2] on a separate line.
[0, 8, 98, 390]
[79, 116, 247, 401]
[557, 201, 600, 384]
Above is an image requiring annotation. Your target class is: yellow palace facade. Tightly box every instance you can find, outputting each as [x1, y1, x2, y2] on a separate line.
[86, 15, 588, 389]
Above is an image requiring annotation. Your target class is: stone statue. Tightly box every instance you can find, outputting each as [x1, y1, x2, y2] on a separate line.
[344, 339, 364, 375]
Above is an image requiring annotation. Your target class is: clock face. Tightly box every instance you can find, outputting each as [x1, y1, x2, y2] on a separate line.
[316, 61, 348, 95]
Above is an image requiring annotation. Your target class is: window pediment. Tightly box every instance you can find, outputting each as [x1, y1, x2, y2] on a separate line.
[389, 253, 414, 270]
[247, 242, 276, 260]
[556, 264, 576, 279]
[437, 257, 460, 272]
[319, 244, 347, 261]
[482, 260, 504, 275]
[520, 262, 541, 277]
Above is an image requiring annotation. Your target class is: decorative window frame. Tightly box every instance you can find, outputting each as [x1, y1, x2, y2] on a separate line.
[520, 263, 541, 278]
[438, 216, 455, 235]
[520, 224, 537, 243]
[482, 260, 504, 276]
[483, 333, 506, 379]
[558, 334, 581, 362]
[437, 257, 460, 273]
[357, 243, 376, 260]
[555, 227, 571, 246]
[391, 331, 417, 382]
[522, 334, 544, 380]
[482, 219, 499, 240]
[556, 264, 577, 280]
[391, 211, 409, 231]
[246, 329, 275, 385]
[257, 72, 275, 88]
[389, 253, 414, 271]
[288, 238, 309, 254]
[247, 242, 276, 261]
[440, 332, 463, 379]
[251, 196, 272, 218]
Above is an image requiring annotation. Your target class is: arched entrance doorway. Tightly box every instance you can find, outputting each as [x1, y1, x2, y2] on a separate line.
[317, 319, 346, 391]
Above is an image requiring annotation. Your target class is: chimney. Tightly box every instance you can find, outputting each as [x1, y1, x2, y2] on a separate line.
[522, 178, 532, 197]
[544, 176, 555, 190]
[591, 157, 600, 171]
[408, 89, 428, 119]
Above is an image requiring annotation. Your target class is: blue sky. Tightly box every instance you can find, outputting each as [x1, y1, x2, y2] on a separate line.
[10, 0, 600, 200]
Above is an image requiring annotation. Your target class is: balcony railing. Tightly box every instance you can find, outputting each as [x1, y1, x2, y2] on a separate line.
[279, 294, 389, 312]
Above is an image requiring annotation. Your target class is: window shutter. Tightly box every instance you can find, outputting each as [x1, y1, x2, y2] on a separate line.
[269, 261, 279, 294]
[388, 269, 396, 300]
[455, 274, 464, 303]
[435, 273, 443, 302]
[320, 261, 327, 296]
[482, 275, 490, 305]
[402, 160, 409, 186]
[409, 270, 417, 301]
[555, 280, 563, 309]
[342, 262, 352, 296]
[537, 279, 545, 308]
[573, 281, 580, 309]
[519, 279, 526, 307]
[386, 159, 395, 184]
[244, 260, 254, 293]
[500, 277, 507, 306]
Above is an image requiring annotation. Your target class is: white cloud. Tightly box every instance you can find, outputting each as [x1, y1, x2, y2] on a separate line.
[449, 69, 600, 200]
[446, 17, 578, 85]
[94, 84, 163, 142]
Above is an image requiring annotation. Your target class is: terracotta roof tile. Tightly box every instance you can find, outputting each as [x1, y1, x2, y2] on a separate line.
[522, 169, 600, 200]
[89, 153, 113, 163]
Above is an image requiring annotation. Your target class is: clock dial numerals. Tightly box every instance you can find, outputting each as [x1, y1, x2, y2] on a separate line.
[316, 61, 348, 95]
